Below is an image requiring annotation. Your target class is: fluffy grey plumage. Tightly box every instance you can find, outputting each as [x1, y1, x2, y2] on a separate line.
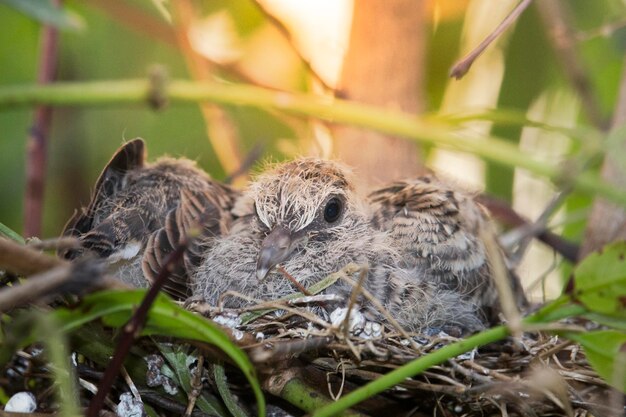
[192, 158, 521, 332]
[63, 144, 524, 332]
[368, 176, 515, 324]
[61, 139, 238, 299]
[194, 159, 391, 311]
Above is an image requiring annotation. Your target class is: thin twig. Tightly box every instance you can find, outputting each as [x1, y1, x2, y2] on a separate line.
[338, 273, 413, 343]
[482, 227, 522, 336]
[223, 143, 264, 184]
[500, 188, 572, 266]
[277, 265, 312, 296]
[0, 237, 64, 276]
[0, 261, 121, 313]
[536, 0, 608, 130]
[24, 0, 61, 238]
[85, 240, 189, 417]
[341, 267, 368, 339]
[120, 366, 141, 400]
[184, 354, 204, 417]
[450, 0, 534, 79]
[247, 336, 333, 364]
[477, 195, 579, 262]
[26, 236, 80, 251]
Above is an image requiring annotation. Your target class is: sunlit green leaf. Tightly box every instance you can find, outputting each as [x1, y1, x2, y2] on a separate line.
[568, 241, 626, 316]
[0, 0, 84, 30]
[565, 330, 626, 393]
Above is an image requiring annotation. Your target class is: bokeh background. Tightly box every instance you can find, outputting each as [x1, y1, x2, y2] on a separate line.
[2, 0, 626, 300]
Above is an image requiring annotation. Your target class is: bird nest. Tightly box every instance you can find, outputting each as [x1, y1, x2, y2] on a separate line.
[0, 243, 623, 417]
[184, 288, 621, 417]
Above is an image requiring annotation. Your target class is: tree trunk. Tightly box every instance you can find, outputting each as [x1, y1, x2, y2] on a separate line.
[332, 0, 426, 186]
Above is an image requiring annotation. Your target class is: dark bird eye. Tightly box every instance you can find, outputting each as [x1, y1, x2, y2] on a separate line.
[323, 198, 342, 223]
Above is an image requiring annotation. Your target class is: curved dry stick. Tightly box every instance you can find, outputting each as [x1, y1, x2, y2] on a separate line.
[450, 0, 534, 79]
[0, 238, 124, 311]
[0, 237, 64, 276]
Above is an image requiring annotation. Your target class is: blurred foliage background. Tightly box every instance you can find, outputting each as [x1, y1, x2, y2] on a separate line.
[1, 0, 626, 300]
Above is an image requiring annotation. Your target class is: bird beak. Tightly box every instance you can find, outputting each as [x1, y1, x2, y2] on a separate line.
[256, 226, 295, 281]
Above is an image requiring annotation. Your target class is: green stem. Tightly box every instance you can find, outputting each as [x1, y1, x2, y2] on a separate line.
[0, 79, 624, 205]
[311, 326, 508, 417]
[278, 376, 366, 417]
[312, 301, 585, 417]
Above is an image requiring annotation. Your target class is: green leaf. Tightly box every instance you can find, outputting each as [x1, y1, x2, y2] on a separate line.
[565, 330, 626, 393]
[158, 344, 228, 416]
[0, 222, 24, 244]
[214, 360, 250, 417]
[568, 241, 626, 316]
[0, 0, 84, 30]
[54, 290, 266, 417]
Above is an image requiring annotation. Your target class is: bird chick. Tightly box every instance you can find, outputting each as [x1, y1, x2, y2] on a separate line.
[193, 159, 386, 307]
[193, 158, 518, 332]
[60, 139, 238, 299]
[369, 176, 526, 325]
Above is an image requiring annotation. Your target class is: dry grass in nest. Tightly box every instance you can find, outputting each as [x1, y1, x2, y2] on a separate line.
[187, 293, 624, 417]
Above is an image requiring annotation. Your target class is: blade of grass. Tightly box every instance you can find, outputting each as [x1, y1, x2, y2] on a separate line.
[0, 222, 25, 244]
[214, 361, 250, 417]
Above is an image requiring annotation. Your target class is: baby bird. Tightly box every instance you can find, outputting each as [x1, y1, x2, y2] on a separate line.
[60, 139, 239, 299]
[368, 176, 526, 325]
[193, 158, 523, 332]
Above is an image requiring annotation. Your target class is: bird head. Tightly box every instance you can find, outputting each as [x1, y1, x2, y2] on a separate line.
[249, 158, 359, 280]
